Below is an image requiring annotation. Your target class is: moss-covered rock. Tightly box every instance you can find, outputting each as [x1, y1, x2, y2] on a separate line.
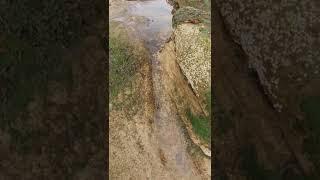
[172, 6, 210, 28]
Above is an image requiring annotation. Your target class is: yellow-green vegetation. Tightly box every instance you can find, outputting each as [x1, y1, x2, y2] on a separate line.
[109, 23, 143, 99]
[187, 110, 211, 143]
[187, 90, 211, 144]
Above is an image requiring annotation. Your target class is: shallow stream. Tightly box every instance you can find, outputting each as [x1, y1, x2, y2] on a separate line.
[109, 0, 202, 178]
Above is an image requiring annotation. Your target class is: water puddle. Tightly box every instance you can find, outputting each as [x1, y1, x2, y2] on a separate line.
[110, 0, 173, 53]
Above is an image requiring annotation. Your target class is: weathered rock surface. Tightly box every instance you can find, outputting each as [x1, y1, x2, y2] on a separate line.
[216, 0, 320, 117]
[213, 0, 320, 179]
[174, 23, 211, 104]
[173, 7, 210, 27]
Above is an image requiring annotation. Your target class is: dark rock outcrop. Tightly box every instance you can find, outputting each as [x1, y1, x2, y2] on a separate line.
[213, 0, 319, 179]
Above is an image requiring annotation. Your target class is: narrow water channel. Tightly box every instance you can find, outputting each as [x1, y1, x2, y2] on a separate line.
[110, 0, 202, 178]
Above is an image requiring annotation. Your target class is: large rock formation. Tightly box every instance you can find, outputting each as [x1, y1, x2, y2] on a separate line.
[216, 0, 319, 117]
[213, 0, 320, 179]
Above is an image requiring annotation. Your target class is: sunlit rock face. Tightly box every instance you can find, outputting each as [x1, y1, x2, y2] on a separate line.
[174, 23, 211, 99]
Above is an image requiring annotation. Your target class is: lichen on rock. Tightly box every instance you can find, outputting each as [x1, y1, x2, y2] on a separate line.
[174, 23, 211, 103]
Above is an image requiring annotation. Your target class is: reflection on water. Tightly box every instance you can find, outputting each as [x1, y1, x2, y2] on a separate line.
[110, 0, 173, 53]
